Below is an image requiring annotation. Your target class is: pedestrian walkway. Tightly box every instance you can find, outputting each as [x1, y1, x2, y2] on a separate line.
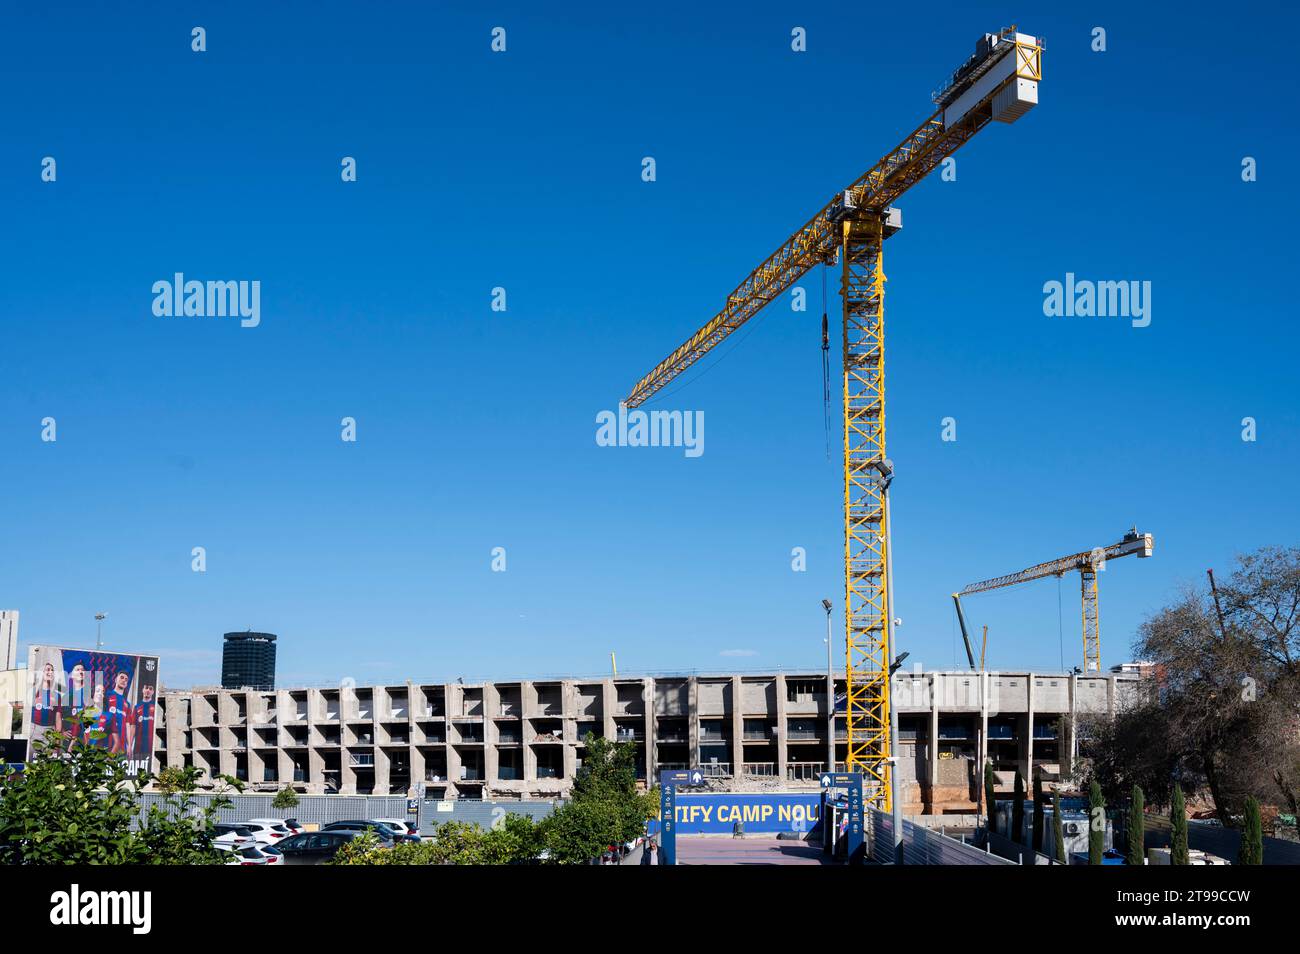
[676, 836, 831, 865]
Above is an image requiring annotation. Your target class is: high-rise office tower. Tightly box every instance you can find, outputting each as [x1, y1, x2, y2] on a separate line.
[221, 631, 277, 690]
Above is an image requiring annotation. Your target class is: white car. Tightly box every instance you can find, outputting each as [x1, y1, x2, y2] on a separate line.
[216, 842, 283, 866]
[212, 824, 258, 849]
[372, 818, 422, 841]
[240, 820, 294, 846]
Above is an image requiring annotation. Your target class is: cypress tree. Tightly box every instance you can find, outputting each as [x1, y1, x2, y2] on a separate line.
[1238, 796, 1263, 866]
[1127, 784, 1145, 866]
[1012, 770, 1026, 844]
[1052, 790, 1066, 864]
[1170, 783, 1189, 865]
[1088, 780, 1105, 865]
[984, 761, 997, 835]
[1032, 774, 1045, 853]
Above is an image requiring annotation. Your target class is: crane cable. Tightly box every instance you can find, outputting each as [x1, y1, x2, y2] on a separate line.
[821, 264, 831, 461]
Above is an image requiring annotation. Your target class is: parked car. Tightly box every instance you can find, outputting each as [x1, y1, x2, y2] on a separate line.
[214, 842, 283, 865]
[239, 820, 294, 845]
[212, 824, 257, 849]
[248, 817, 302, 837]
[371, 818, 422, 841]
[273, 830, 368, 865]
[322, 820, 412, 843]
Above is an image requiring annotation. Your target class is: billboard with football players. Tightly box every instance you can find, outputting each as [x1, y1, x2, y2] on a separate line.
[24, 645, 160, 777]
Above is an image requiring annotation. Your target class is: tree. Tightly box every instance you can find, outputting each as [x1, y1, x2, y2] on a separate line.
[1088, 780, 1105, 865]
[1032, 774, 1045, 853]
[154, 765, 188, 794]
[1012, 770, 1025, 845]
[134, 765, 238, 865]
[1238, 796, 1263, 865]
[1127, 784, 1145, 866]
[332, 816, 544, 865]
[1052, 791, 1066, 864]
[541, 734, 657, 864]
[984, 761, 997, 835]
[0, 719, 235, 864]
[1088, 548, 1300, 825]
[272, 786, 300, 810]
[1170, 782, 1189, 864]
[332, 737, 656, 866]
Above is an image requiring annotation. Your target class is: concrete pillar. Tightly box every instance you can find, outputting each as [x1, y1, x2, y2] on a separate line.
[929, 675, 940, 809]
[562, 680, 578, 781]
[775, 673, 789, 780]
[484, 683, 500, 785]
[277, 746, 294, 788]
[446, 739, 463, 795]
[643, 678, 655, 782]
[1026, 672, 1035, 786]
[601, 679, 616, 740]
[308, 746, 325, 794]
[523, 680, 537, 782]
[411, 745, 425, 791]
[687, 677, 700, 769]
[979, 670, 989, 790]
[1067, 673, 1078, 766]
[730, 675, 744, 776]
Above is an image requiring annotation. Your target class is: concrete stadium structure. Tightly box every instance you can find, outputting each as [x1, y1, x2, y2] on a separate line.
[151, 668, 1145, 813]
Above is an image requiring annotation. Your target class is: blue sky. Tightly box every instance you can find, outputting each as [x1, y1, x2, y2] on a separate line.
[2, 1, 1296, 687]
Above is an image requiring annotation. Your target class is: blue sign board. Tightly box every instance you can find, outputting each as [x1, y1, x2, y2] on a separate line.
[672, 793, 822, 834]
[657, 768, 710, 865]
[818, 771, 865, 863]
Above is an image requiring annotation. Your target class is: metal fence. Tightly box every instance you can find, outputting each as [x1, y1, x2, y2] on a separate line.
[136, 793, 561, 834]
[1145, 815, 1300, 865]
[868, 809, 1014, 865]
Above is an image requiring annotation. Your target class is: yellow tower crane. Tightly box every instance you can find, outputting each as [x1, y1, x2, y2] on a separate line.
[621, 27, 1044, 809]
[952, 527, 1155, 674]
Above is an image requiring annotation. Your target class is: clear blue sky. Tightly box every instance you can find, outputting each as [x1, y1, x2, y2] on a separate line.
[2, 2, 1296, 687]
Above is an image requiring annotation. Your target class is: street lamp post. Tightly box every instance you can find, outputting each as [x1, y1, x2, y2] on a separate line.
[822, 599, 834, 773]
[95, 613, 107, 650]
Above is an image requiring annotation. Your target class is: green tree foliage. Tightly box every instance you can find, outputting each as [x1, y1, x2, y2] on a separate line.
[1052, 791, 1066, 864]
[154, 765, 187, 794]
[1170, 782, 1189, 865]
[1088, 780, 1105, 865]
[0, 720, 236, 864]
[333, 816, 544, 865]
[1238, 796, 1263, 865]
[1032, 774, 1045, 853]
[984, 761, 997, 835]
[271, 786, 300, 810]
[1127, 784, 1145, 866]
[1012, 770, 1025, 844]
[334, 735, 656, 865]
[542, 734, 657, 864]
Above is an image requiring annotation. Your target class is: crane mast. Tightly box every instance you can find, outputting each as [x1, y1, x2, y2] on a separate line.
[623, 28, 1043, 810]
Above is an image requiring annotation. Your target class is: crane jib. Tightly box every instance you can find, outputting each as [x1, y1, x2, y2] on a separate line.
[622, 33, 1042, 409]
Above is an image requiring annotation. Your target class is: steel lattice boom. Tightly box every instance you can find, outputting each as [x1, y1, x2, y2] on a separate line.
[622, 28, 1044, 807]
[957, 528, 1154, 672]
